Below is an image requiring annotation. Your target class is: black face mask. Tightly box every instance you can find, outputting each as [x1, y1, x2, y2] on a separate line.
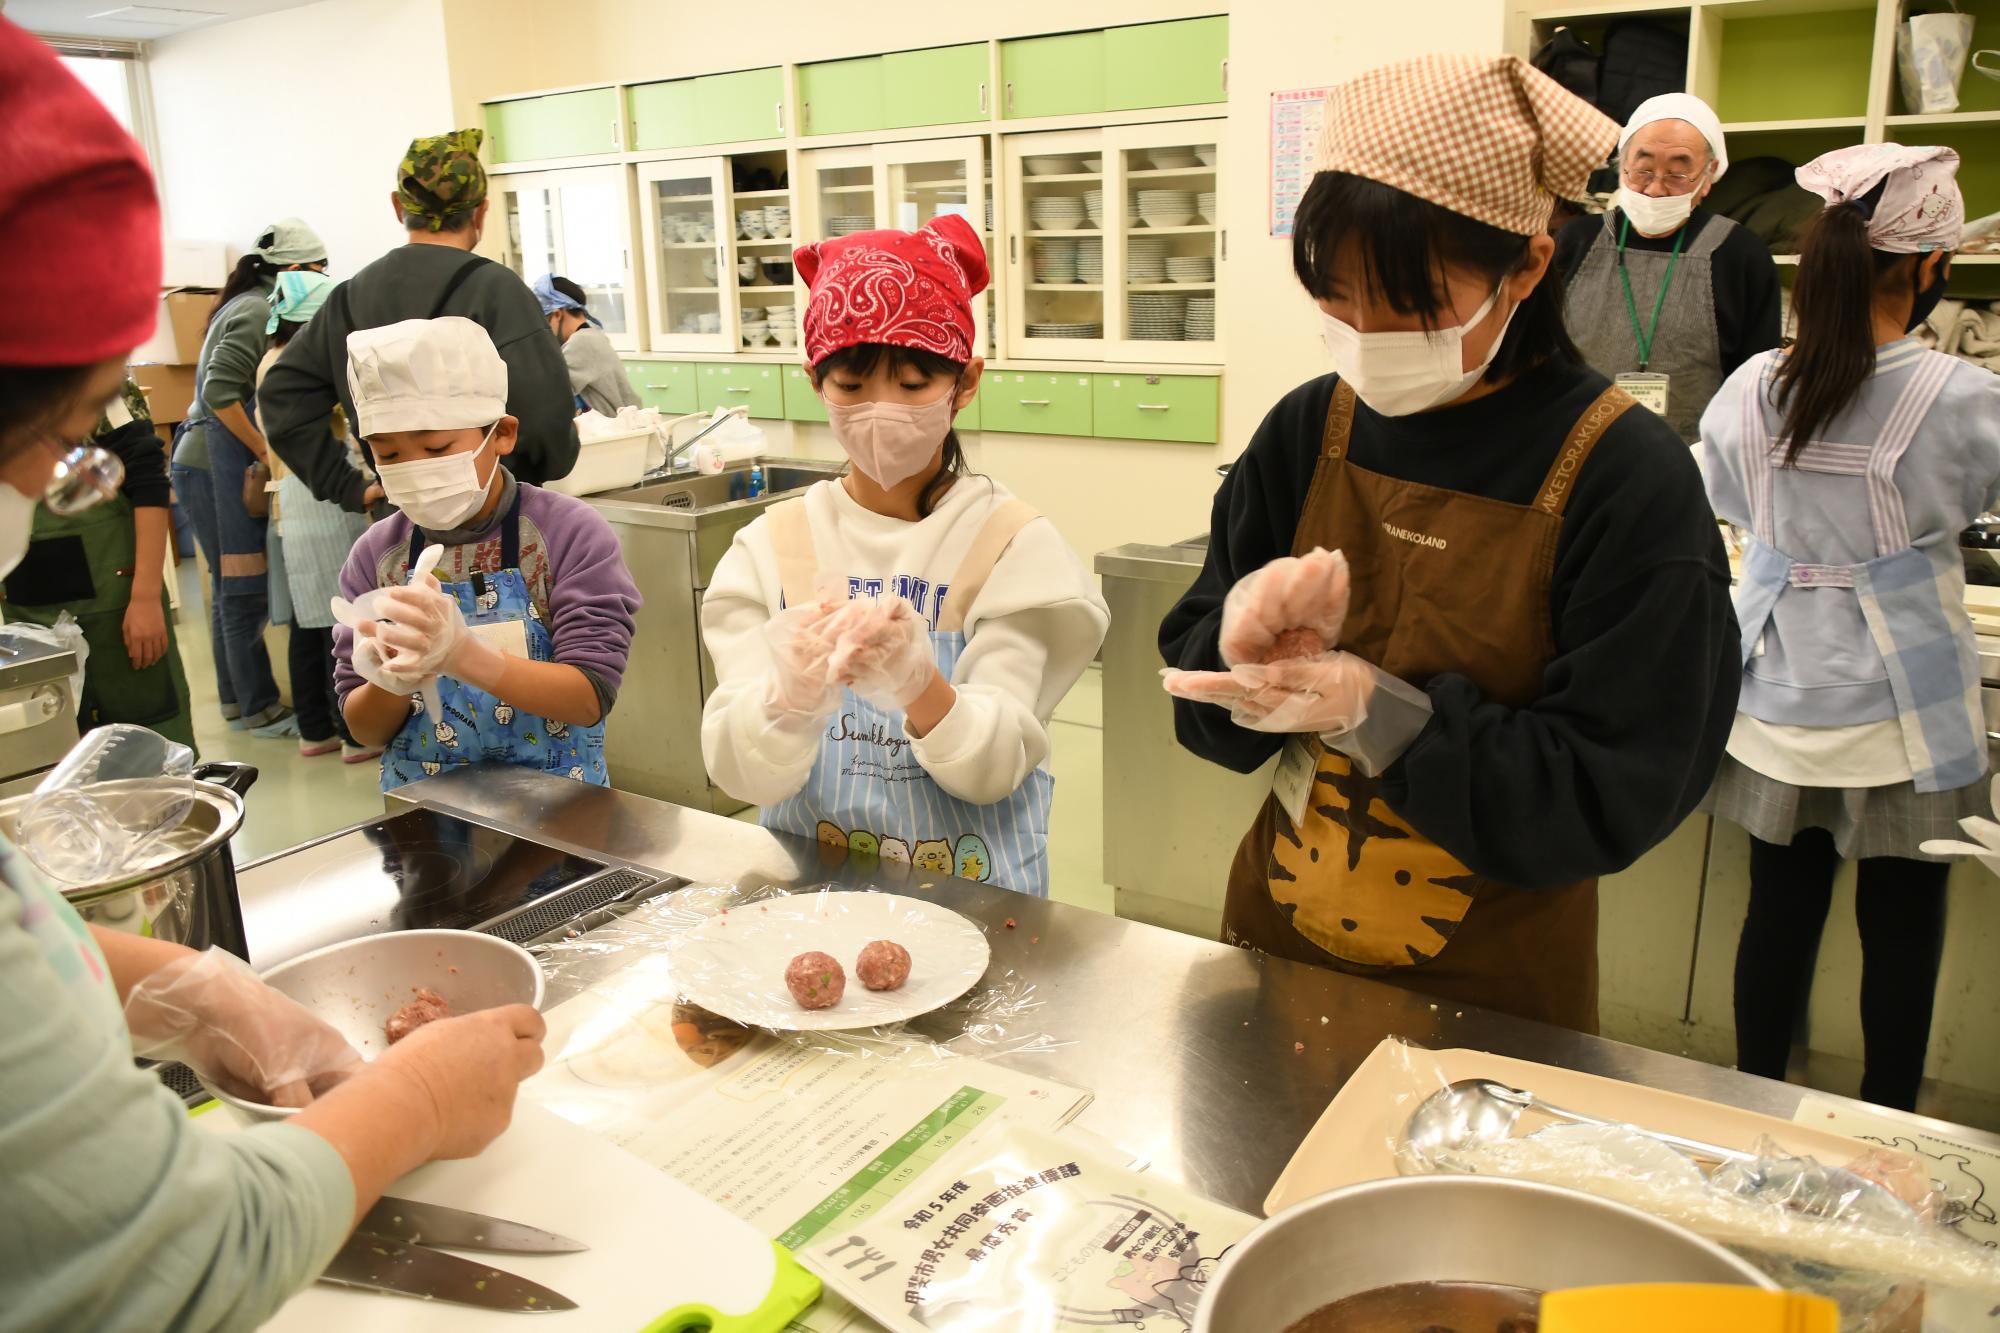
[1906, 257, 1950, 333]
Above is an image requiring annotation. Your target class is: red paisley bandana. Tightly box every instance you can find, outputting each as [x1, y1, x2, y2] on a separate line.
[796, 214, 989, 366]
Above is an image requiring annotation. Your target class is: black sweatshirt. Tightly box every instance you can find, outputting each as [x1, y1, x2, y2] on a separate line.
[1158, 359, 1741, 888]
[258, 244, 581, 511]
[1554, 208, 1785, 378]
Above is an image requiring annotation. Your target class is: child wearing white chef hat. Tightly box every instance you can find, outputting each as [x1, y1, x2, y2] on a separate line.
[332, 315, 641, 791]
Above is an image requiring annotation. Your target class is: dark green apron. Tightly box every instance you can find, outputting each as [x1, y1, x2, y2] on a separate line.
[1, 496, 197, 751]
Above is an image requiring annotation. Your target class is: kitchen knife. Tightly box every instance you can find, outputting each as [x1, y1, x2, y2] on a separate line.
[362, 1196, 588, 1254]
[321, 1233, 578, 1312]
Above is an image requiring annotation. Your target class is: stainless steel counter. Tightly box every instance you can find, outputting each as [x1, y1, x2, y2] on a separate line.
[0, 628, 80, 796]
[388, 767, 2000, 1218]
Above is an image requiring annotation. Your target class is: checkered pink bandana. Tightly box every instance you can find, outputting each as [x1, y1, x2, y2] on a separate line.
[1316, 53, 1618, 236]
[796, 214, 989, 366]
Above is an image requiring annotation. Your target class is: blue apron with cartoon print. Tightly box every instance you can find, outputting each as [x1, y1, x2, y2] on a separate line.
[758, 497, 1055, 897]
[379, 492, 610, 792]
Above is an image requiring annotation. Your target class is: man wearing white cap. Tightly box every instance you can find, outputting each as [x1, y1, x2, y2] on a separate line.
[1555, 93, 1783, 442]
[330, 317, 640, 792]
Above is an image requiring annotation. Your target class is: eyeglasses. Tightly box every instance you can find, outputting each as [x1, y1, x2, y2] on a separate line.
[41, 441, 125, 516]
[1622, 167, 1704, 195]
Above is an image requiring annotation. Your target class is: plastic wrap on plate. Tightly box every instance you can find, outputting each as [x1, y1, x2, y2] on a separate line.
[532, 881, 1066, 1069]
[1380, 1040, 2000, 1331]
[17, 723, 194, 882]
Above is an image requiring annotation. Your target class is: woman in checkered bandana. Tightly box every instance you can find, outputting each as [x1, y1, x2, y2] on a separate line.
[1161, 55, 1741, 1032]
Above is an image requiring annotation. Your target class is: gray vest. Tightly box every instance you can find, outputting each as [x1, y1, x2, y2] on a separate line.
[1566, 209, 1733, 443]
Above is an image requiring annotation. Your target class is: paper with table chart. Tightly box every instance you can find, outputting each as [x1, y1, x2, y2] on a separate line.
[1793, 1095, 2000, 1329]
[524, 970, 1092, 1332]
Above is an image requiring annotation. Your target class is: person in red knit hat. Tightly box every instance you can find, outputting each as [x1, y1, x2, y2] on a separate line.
[0, 19, 547, 1325]
[699, 215, 1108, 897]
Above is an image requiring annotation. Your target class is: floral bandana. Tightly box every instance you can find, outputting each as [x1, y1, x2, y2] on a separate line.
[795, 214, 988, 366]
[1795, 143, 1964, 254]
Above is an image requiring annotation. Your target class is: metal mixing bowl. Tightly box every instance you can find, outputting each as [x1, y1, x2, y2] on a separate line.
[204, 928, 545, 1118]
[1193, 1176, 1775, 1332]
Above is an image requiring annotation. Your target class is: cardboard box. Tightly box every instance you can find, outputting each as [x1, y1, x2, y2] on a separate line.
[129, 362, 198, 425]
[126, 288, 218, 365]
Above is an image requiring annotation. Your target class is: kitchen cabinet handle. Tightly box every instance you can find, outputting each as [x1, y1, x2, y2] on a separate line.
[801, 102, 810, 134]
[1221, 59, 1229, 96]
[776, 101, 785, 134]
[1018, 398, 1051, 406]
[979, 82, 989, 114]
[610, 119, 619, 149]
[1136, 404, 1171, 411]
[726, 386, 752, 394]
[1220, 230, 1228, 262]
[1005, 81, 1014, 114]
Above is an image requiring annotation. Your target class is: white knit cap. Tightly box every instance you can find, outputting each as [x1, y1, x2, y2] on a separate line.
[345, 316, 508, 436]
[1619, 93, 1729, 181]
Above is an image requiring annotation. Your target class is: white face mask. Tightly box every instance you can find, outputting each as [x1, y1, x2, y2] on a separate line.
[1616, 185, 1697, 237]
[1319, 286, 1516, 417]
[0, 484, 37, 580]
[823, 386, 957, 490]
[378, 423, 497, 530]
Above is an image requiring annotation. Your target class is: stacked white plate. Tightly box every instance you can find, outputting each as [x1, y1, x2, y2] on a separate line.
[828, 215, 873, 237]
[1024, 155, 1083, 176]
[1029, 195, 1088, 231]
[1149, 148, 1201, 170]
[761, 205, 791, 239]
[1165, 255, 1215, 284]
[1027, 322, 1101, 339]
[1032, 238, 1080, 284]
[985, 198, 995, 231]
[766, 304, 798, 348]
[1197, 192, 1218, 224]
[1127, 236, 1170, 283]
[1136, 190, 1197, 228]
[738, 210, 768, 240]
[1084, 189, 1105, 229]
[1076, 239, 1104, 284]
[1184, 296, 1216, 341]
[1129, 293, 1188, 341]
[740, 312, 770, 347]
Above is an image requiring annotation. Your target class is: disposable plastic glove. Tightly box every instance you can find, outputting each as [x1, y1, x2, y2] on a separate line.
[1218, 547, 1352, 668]
[1161, 652, 1377, 735]
[124, 947, 363, 1108]
[762, 588, 846, 724]
[825, 595, 935, 709]
[331, 545, 444, 722]
[369, 577, 469, 679]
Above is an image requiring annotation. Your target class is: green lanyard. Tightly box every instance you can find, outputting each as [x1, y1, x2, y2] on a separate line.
[1616, 214, 1685, 372]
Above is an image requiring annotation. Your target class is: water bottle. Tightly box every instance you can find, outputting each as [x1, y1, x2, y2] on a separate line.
[748, 463, 766, 499]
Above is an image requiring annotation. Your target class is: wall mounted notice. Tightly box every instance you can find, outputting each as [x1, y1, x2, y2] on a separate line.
[1270, 87, 1331, 238]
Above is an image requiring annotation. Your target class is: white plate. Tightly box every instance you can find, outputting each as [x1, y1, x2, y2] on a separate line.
[673, 891, 991, 1032]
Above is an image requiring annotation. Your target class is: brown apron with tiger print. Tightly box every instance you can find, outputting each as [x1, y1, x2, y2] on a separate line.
[1220, 380, 1637, 1032]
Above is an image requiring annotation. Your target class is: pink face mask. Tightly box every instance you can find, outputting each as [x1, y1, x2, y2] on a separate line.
[822, 384, 958, 489]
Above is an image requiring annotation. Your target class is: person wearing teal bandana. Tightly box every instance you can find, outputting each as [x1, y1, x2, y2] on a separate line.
[533, 273, 639, 417]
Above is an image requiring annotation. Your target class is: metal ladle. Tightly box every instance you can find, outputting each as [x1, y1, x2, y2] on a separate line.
[1402, 1078, 1762, 1169]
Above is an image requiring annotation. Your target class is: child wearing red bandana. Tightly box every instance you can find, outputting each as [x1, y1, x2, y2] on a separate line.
[699, 216, 1107, 896]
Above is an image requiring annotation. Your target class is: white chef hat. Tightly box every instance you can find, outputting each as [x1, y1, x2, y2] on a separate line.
[345, 316, 508, 437]
[1619, 93, 1729, 181]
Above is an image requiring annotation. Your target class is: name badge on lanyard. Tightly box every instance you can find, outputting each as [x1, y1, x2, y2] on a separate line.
[1616, 371, 1671, 417]
[1273, 737, 1317, 826]
[469, 619, 530, 660]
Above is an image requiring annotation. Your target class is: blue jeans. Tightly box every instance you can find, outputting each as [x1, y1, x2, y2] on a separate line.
[172, 449, 278, 718]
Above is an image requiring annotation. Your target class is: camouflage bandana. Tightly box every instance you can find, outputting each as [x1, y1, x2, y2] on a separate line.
[397, 128, 487, 232]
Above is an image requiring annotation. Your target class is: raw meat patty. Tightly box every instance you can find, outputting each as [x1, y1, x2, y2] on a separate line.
[855, 940, 911, 991]
[1259, 627, 1324, 664]
[384, 987, 452, 1044]
[786, 951, 845, 1009]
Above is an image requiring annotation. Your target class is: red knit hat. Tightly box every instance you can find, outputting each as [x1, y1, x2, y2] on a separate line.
[796, 214, 988, 367]
[0, 18, 162, 366]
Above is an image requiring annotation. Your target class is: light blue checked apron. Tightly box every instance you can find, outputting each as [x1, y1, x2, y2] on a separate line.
[379, 490, 610, 793]
[1731, 347, 1986, 794]
[759, 495, 1055, 896]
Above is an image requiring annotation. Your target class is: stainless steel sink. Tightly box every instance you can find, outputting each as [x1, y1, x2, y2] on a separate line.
[580, 457, 845, 813]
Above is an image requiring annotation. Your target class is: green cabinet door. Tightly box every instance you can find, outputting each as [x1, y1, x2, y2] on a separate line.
[1091, 373, 1218, 443]
[783, 365, 827, 422]
[1105, 17, 1228, 111]
[696, 67, 786, 144]
[627, 80, 700, 152]
[1000, 31, 1106, 120]
[978, 372, 1092, 435]
[883, 43, 989, 128]
[952, 378, 981, 433]
[484, 88, 620, 163]
[698, 363, 784, 419]
[626, 360, 698, 415]
[799, 56, 885, 137]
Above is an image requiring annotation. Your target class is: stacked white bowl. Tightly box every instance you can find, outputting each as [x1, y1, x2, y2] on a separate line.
[1149, 148, 1201, 170]
[1026, 322, 1101, 339]
[761, 204, 791, 239]
[736, 255, 760, 282]
[828, 215, 873, 237]
[766, 304, 798, 349]
[740, 311, 769, 347]
[1024, 155, 1083, 176]
[1084, 189, 1105, 229]
[1197, 191, 1218, 224]
[1029, 195, 1088, 231]
[669, 214, 699, 243]
[1184, 296, 1216, 341]
[699, 254, 719, 283]
[1165, 255, 1215, 284]
[1135, 190, 1198, 228]
[697, 311, 721, 334]
[738, 210, 768, 240]
[1032, 238, 1080, 284]
[1127, 236, 1170, 283]
[1076, 239, 1104, 284]
[1129, 293, 1188, 341]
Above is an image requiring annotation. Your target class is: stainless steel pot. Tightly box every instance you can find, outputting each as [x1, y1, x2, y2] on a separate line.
[0, 761, 257, 956]
[1193, 1176, 1775, 1333]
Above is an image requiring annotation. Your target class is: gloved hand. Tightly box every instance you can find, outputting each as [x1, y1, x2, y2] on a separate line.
[124, 947, 363, 1109]
[1218, 547, 1352, 668]
[369, 577, 470, 680]
[1161, 652, 1376, 734]
[762, 589, 846, 723]
[825, 595, 935, 709]
[331, 545, 444, 722]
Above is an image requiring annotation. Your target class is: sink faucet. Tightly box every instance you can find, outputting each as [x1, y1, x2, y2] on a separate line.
[649, 408, 750, 479]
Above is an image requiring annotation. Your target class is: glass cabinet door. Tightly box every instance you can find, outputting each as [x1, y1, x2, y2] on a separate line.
[496, 167, 641, 352]
[725, 149, 798, 356]
[1003, 130, 1106, 361]
[638, 157, 732, 353]
[1105, 122, 1221, 364]
[881, 137, 991, 359]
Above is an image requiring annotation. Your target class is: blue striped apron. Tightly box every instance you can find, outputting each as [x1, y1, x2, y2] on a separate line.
[758, 495, 1056, 896]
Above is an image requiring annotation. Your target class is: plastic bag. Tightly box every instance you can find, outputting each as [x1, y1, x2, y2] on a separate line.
[1382, 1040, 2000, 1331]
[1898, 6, 1977, 115]
[1, 614, 88, 715]
[16, 723, 194, 883]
